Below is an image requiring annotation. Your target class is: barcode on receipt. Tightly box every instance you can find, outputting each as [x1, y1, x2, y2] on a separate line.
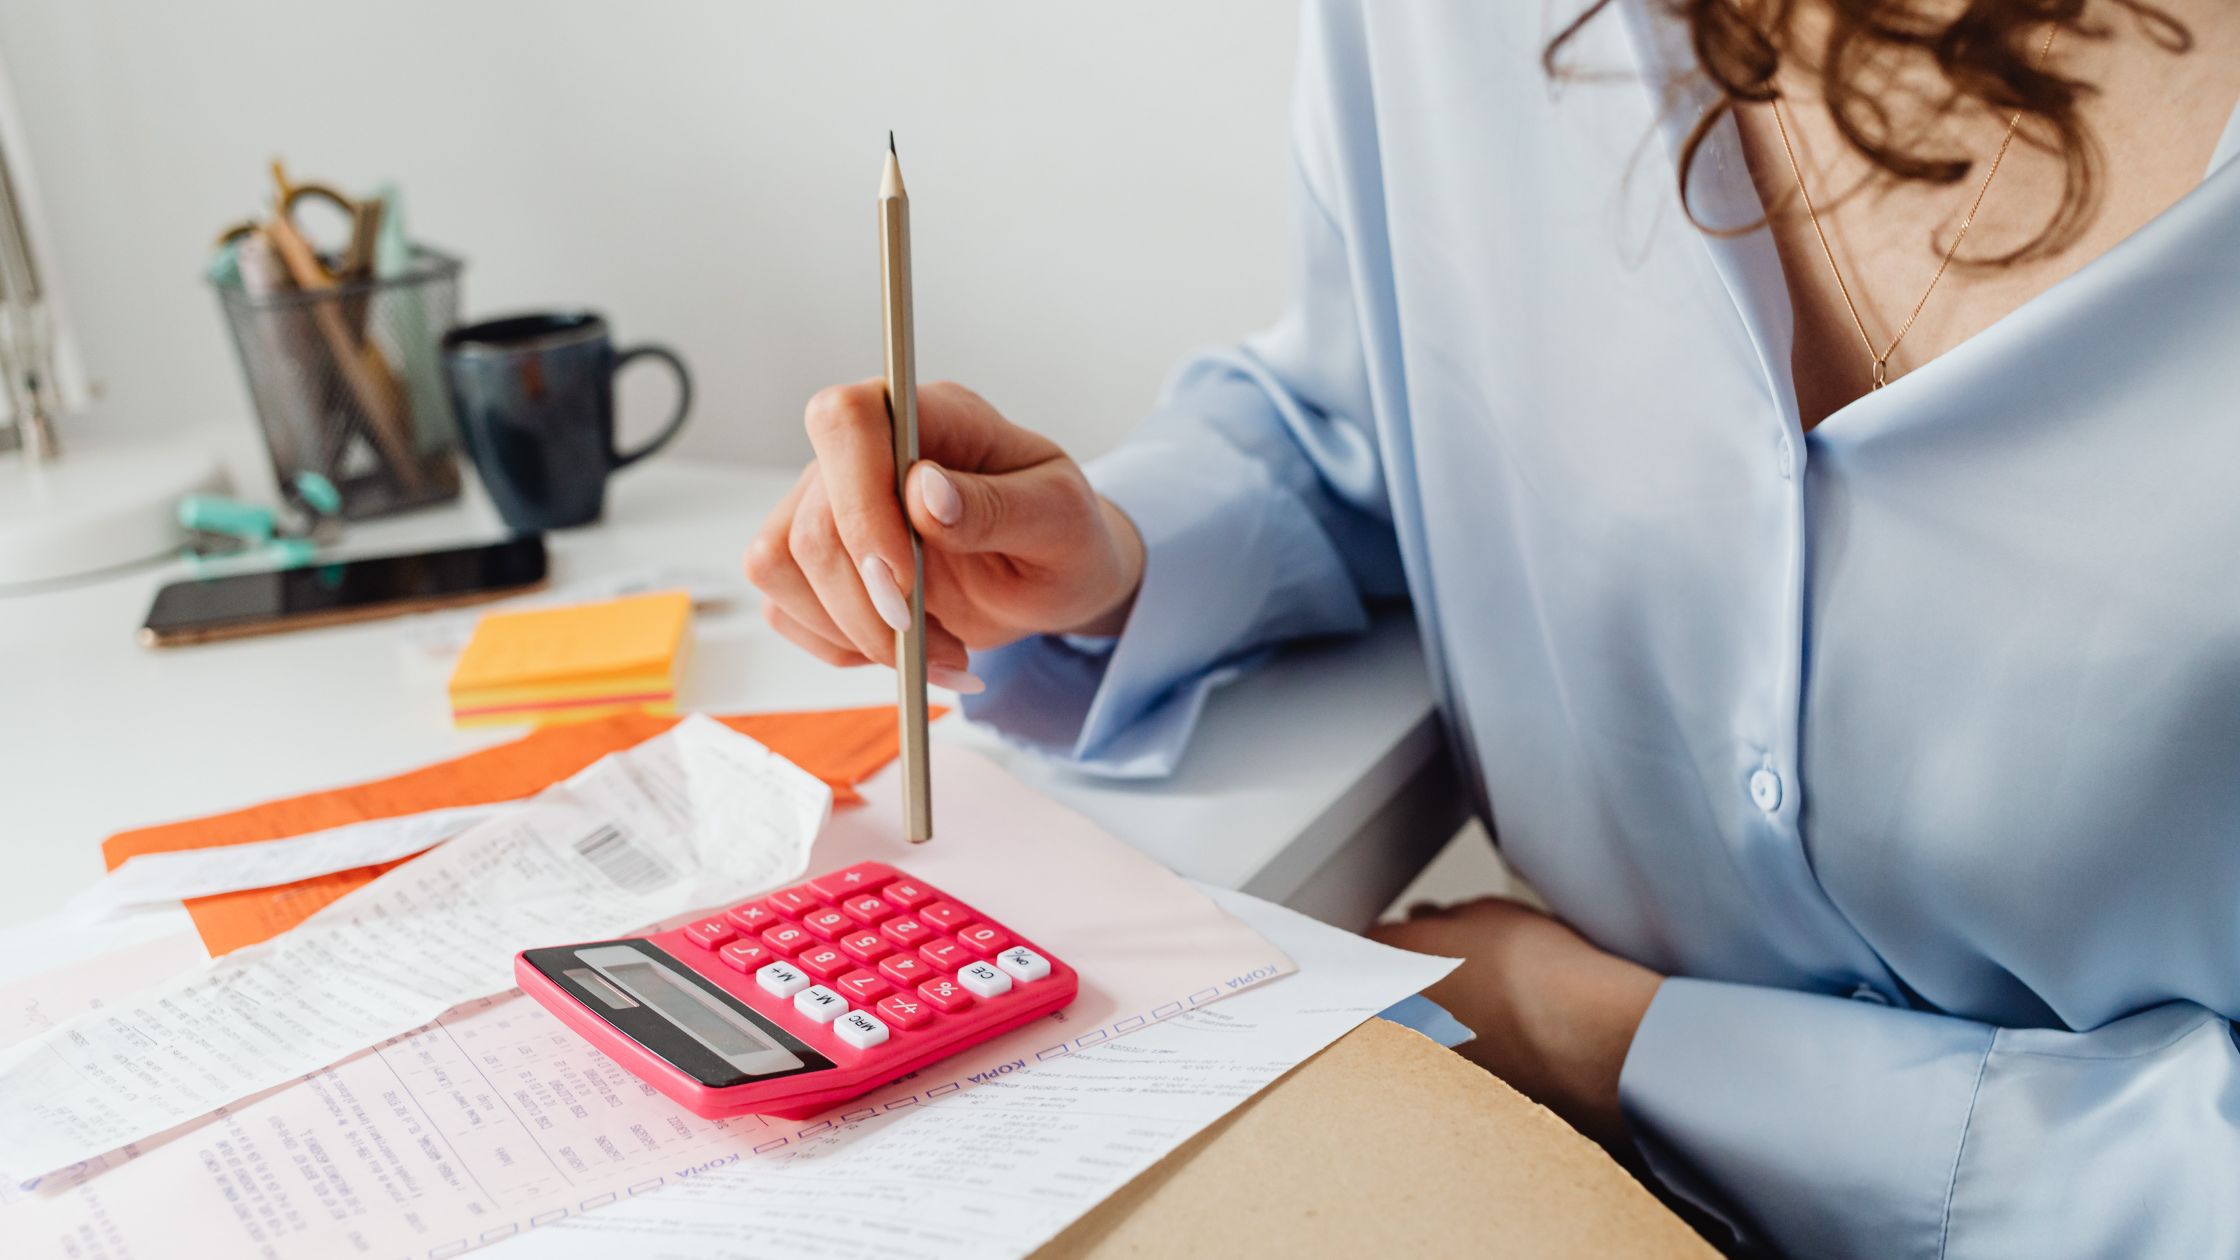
[572, 824, 673, 893]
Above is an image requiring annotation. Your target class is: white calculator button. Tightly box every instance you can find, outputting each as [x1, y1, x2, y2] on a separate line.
[834, 1010, 890, 1049]
[995, 947, 1051, 982]
[757, 961, 810, 999]
[956, 961, 1012, 998]
[794, 985, 849, 1023]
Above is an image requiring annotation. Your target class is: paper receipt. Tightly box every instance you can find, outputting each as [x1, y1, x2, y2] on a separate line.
[0, 716, 829, 1180]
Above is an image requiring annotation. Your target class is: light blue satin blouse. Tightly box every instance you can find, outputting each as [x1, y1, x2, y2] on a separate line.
[963, 1, 2240, 1255]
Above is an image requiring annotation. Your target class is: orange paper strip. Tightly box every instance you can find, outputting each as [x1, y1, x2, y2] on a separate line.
[101, 705, 944, 957]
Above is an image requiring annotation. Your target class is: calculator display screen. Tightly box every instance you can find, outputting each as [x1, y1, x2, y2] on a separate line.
[523, 940, 832, 1089]
[604, 961, 778, 1060]
[573, 945, 807, 1079]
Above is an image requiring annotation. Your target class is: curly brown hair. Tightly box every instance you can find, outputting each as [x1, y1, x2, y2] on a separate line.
[1548, 0, 2193, 262]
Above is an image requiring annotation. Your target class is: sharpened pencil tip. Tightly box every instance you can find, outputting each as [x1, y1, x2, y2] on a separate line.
[888, 130, 896, 154]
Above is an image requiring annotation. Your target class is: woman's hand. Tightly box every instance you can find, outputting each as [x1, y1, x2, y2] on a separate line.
[1371, 897, 1663, 1152]
[745, 380, 1146, 688]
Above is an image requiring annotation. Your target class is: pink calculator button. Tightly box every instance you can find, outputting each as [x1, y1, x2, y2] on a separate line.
[881, 878, 937, 909]
[876, 992, 934, 1030]
[955, 924, 1011, 957]
[683, 917, 737, 950]
[880, 917, 933, 948]
[838, 931, 892, 964]
[718, 941, 770, 973]
[797, 941, 846, 981]
[917, 938, 970, 971]
[800, 908, 852, 941]
[725, 901, 780, 932]
[918, 976, 973, 1013]
[767, 887, 821, 917]
[841, 895, 896, 926]
[917, 901, 973, 932]
[760, 924, 813, 956]
[834, 969, 892, 1003]
[877, 954, 931, 988]
[807, 863, 897, 902]
[795, 945, 850, 980]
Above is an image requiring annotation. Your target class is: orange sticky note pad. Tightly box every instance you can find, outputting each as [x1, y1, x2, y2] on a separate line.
[448, 590, 692, 727]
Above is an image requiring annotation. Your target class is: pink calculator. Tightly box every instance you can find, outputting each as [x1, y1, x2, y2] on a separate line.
[515, 861, 1079, 1119]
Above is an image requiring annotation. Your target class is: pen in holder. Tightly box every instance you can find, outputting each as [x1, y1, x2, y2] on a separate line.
[211, 244, 465, 519]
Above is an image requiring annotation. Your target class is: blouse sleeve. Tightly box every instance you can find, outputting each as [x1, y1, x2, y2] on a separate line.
[963, 0, 1405, 776]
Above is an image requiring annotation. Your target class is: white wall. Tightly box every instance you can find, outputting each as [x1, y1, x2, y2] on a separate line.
[0, 0, 1298, 470]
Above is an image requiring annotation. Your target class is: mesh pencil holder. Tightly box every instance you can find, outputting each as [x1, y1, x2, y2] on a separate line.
[211, 247, 465, 519]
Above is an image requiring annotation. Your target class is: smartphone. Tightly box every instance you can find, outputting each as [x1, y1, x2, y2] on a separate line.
[139, 535, 549, 647]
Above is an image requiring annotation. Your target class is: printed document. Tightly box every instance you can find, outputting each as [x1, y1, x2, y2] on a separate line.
[0, 716, 829, 1179]
[1, 746, 1323, 1258]
[484, 886, 1458, 1260]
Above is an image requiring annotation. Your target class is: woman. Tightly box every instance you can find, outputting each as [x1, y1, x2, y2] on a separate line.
[746, 0, 2240, 1253]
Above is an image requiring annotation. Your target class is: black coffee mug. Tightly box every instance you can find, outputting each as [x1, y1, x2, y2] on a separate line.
[441, 312, 692, 530]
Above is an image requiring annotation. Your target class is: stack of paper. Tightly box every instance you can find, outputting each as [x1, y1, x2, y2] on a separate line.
[0, 730, 1458, 1260]
[448, 590, 693, 728]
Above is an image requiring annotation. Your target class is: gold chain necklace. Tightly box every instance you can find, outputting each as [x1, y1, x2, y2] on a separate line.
[1768, 24, 2060, 389]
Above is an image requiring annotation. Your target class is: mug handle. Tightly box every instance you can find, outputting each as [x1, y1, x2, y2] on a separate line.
[607, 344, 694, 470]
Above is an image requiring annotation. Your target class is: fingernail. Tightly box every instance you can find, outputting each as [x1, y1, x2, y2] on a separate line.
[920, 464, 963, 527]
[859, 555, 912, 631]
[928, 665, 985, 695]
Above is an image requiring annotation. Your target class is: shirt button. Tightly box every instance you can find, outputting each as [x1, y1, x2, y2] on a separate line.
[1748, 768, 1783, 813]
[1776, 435, 1796, 480]
[1849, 984, 1892, 1006]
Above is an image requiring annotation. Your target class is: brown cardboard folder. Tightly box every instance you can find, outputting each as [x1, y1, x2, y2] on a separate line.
[1036, 1018, 1715, 1259]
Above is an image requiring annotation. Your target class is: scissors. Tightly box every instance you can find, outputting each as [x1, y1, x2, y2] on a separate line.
[217, 160, 386, 286]
[218, 161, 423, 492]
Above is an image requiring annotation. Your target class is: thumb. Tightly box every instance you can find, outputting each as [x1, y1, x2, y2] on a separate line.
[907, 459, 1091, 564]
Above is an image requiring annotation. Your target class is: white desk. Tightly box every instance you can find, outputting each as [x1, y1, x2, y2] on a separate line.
[0, 459, 1461, 932]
